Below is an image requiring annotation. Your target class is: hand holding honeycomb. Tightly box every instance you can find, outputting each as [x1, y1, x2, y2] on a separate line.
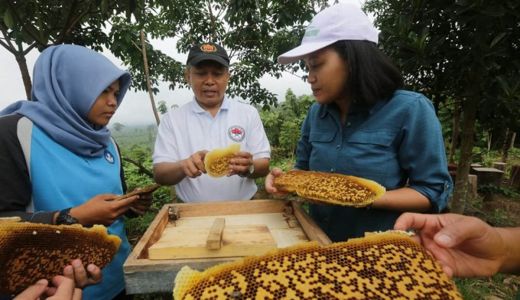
[204, 144, 241, 177]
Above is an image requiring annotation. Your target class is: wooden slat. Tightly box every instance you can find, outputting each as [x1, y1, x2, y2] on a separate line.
[292, 201, 331, 245]
[148, 224, 277, 260]
[127, 204, 170, 261]
[0, 216, 21, 222]
[175, 199, 287, 217]
[206, 218, 225, 250]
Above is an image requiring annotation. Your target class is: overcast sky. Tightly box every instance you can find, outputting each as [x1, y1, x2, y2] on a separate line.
[0, 0, 367, 126]
[0, 38, 311, 126]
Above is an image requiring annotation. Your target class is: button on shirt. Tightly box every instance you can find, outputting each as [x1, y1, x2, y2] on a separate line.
[153, 97, 271, 202]
[296, 90, 452, 241]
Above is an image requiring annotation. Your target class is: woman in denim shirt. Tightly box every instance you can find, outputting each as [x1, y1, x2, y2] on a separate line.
[265, 3, 452, 242]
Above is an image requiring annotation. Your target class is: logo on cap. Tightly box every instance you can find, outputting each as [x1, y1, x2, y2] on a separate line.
[200, 43, 217, 53]
[304, 26, 320, 38]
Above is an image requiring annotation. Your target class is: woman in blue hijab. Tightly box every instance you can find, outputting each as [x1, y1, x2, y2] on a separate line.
[0, 44, 148, 299]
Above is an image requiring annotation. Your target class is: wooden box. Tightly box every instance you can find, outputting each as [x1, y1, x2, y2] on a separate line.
[123, 199, 330, 294]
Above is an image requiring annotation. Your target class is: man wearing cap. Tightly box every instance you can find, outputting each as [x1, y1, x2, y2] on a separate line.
[152, 42, 271, 202]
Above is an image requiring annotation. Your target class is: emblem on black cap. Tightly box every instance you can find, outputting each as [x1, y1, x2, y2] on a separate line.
[200, 43, 217, 53]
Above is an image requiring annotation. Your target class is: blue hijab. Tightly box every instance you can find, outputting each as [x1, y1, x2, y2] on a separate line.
[1, 44, 131, 157]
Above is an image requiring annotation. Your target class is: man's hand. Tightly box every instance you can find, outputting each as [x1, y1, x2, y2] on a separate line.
[394, 213, 510, 277]
[181, 150, 208, 178]
[229, 151, 254, 177]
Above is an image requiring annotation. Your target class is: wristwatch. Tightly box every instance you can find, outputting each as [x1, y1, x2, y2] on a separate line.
[55, 208, 79, 225]
[239, 163, 255, 178]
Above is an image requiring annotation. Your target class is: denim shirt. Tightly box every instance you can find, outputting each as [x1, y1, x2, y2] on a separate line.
[296, 90, 452, 241]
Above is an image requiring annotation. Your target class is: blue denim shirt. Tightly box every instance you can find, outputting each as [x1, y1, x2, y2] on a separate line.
[296, 90, 452, 241]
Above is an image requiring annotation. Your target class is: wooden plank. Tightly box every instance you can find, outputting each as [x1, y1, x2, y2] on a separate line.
[175, 199, 287, 217]
[148, 225, 276, 259]
[169, 213, 306, 248]
[0, 216, 21, 222]
[492, 162, 506, 171]
[206, 218, 225, 250]
[174, 213, 296, 229]
[128, 204, 170, 261]
[292, 201, 331, 245]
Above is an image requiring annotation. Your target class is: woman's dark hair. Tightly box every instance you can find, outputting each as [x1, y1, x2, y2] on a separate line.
[332, 40, 403, 105]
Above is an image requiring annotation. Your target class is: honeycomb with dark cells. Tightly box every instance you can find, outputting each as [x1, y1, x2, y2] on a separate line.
[0, 222, 121, 294]
[174, 231, 462, 300]
[274, 170, 386, 207]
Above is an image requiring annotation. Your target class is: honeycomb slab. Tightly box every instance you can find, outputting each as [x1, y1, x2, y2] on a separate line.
[274, 170, 385, 207]
[0, 222, 121, 294]
[174, 231, 462, 299]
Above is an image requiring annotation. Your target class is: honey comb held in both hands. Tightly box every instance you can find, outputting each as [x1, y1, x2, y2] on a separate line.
[173, 231, 462, 300]
[0, 222, 121, 294]
[274, 170, 385, 207]
[204, 144, 241, 177]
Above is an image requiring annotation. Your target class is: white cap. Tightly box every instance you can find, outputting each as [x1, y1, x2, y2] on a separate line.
[278, 3, 379, 64]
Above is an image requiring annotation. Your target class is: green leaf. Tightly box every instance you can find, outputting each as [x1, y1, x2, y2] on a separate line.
[101, 0, 109, 14]
[3, 8, 15, 29]
[489, 32, 506, 48]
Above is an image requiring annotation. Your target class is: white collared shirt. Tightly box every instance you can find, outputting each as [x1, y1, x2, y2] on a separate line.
[153, 97, 271, 202]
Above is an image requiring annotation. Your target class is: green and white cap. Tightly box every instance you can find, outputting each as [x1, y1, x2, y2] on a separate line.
[278, 3, 378, 64]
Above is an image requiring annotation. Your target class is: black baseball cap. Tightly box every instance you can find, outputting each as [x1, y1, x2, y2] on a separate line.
[186, 42, 230, 67]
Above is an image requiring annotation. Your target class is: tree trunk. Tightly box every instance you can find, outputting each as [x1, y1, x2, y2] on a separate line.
[451, 96, 478, 213]
[140, 30, 161, 126]
[449, 101, 461, 164]
[15, 53, 32, 99]
[501, 129, 515, 163]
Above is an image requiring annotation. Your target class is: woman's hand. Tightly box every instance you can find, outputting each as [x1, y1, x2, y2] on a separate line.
[264, 168, 288, 196]
[128, 189, 154, 216]
[70, 194, 139, 226]
[14, 276, 82, 300]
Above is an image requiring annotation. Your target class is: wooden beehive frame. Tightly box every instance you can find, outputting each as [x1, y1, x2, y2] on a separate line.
[123, 199, 330, 294]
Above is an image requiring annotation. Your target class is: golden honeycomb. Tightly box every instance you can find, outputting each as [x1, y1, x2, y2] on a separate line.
[0, 221, 121, 294]
[173, 231, 462, 300]
[204, 144, 241, 177]
[274, 170, 385, 207]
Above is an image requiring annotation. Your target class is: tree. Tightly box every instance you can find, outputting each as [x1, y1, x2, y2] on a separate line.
[2, 0, 330, 124]
[112, 122, 125, 132]
[157, 100, 168, 115]
[0, 0, 143, 98]
[108, 0, 330, 108]
[260, 89, 314, 156]
[365, 0, 520, 212]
